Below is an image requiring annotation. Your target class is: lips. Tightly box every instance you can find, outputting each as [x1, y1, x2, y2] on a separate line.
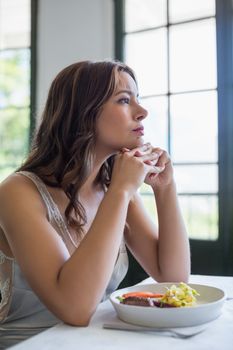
[133, 126, 144, 137]
[132, 126, 144, 132]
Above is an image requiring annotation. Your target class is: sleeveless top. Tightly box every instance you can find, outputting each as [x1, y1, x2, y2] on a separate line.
[0, 171, 129, 349]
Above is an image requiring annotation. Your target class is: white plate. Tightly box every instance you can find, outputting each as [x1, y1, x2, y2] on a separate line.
[110, 283, 226, 328]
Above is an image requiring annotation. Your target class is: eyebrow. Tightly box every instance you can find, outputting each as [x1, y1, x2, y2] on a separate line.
[114, 89, 139, 97]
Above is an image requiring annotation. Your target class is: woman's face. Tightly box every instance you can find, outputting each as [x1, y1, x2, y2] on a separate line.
[96, 71, 148, 154]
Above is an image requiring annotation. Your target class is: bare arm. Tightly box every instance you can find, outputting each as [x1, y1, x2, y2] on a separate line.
[125, 187, 190, 283]
[125, 148, 190, 283]
[0, 149, 155, 326]
[154, 180, 190, 281]
[56, 186, 130, 324]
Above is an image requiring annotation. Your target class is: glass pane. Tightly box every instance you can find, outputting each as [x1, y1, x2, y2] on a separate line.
[140, 194, 158, 225]
[170, 91, 218, 163]
[174, 164, 218, 194]
[0, 107, 29, 180]
[169, 0, 215, 23]
[0, 164, 18, 182]
[0, 0, 30, 49]
[141, 96, 168, 150]
[0, 49, 30, 108]
[125, 29, 168, 96]
[140, 183, 153, 195]
[125, 0, 167, 32]
[169, 19, 217, 92]
[179, 195, 218, 240]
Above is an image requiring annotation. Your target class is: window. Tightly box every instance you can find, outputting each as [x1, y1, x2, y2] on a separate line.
[0, 0, 31, 181]
[122, 0, 218, 240]
[115, 0, 233, 276]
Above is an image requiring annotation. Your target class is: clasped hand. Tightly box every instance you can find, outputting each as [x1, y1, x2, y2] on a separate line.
[131, 143, 173, 188]
[111, 143, 174, 196]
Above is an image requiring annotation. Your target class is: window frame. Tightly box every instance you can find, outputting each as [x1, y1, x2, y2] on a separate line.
[30, 0, 38, 142]
[114, 0, 233, 279]
[216, 0, 233, 275]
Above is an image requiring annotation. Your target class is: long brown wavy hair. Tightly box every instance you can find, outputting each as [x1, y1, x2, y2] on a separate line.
[18, 60, 137, 236]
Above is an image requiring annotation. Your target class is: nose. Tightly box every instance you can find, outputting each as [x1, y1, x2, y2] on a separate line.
[135, 104, 148, 121]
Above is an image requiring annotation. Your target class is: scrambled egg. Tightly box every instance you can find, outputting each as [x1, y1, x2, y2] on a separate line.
[160, 282, 200, 307]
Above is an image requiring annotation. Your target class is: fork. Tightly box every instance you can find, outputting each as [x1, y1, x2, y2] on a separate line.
[103, 323, 205, 339]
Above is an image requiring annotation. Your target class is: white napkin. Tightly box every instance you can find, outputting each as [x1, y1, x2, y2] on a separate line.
[102, 311, 209, 338]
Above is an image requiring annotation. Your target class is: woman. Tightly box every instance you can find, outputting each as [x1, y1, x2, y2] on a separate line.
[0, 60, 190, 347]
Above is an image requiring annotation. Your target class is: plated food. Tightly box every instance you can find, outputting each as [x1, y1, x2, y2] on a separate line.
[110, 282, 226, 328]
[118, 282, 199, 308]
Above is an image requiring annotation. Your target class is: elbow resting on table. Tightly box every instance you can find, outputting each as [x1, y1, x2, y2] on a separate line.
[58, 304, 96, 327]
[65, 317, 91, 328]
[62, 312, 92, 327]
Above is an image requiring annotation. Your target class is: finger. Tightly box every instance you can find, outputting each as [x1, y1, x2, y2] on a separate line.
[121, 147, 130, 153]
[133, 143, 153, 156]
[146, 163, 164, 175]
[151, 147, 164, 157]
[154, 149, 170, 167]
[153, 165, 165, 173]
[147, 163, 165, 173]
[150, 148, 171, 167]
[145, 158, 165, 171]
[141, 152, 160, 164]
[149, 173, 158, 179]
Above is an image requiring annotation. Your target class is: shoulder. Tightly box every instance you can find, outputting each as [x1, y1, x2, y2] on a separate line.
[0, 172, 37, 199]
[0, 173, 47, 221]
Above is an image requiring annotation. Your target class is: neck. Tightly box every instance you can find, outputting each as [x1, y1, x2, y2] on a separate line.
[80, 147, 116, 195]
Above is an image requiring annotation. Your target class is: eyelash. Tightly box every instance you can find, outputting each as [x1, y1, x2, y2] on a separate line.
[118, 98, 130, 104]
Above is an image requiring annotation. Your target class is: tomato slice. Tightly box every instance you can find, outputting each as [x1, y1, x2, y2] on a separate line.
[122, 291, 164, 299]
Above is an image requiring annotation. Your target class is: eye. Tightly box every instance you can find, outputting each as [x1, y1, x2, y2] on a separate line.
[118, 97, 130, 104]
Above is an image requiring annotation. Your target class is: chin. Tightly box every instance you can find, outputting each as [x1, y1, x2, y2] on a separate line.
[127, 138, 144, 150]
[113, 138, 145, 152]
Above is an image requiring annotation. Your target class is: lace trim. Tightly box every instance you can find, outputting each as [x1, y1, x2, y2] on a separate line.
[0, 250, 14, 321]
[0, 251, 5, 264]
[0, 250, 14, 264]
[0, 278, 10, 309]
[17, 171, 79, 248]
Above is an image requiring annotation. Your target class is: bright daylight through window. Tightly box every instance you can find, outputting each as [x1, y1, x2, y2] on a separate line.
[123, 0, 218, 241]
[0, 0, 31, 181]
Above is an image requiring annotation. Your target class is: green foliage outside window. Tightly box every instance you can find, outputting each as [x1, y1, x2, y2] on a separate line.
[0, 49, 30, 181]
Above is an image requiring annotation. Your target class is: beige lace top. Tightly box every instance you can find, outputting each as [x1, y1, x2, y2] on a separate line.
[0, 171, 128, 348]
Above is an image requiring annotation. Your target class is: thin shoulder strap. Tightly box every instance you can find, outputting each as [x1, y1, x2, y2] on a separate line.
[17, 171, 54, 221]
[17, 171, 78, 247]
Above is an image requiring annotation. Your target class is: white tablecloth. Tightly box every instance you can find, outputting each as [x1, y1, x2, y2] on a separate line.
[10, 275, 233, 350]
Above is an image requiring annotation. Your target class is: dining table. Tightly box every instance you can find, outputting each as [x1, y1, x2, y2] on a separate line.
[10, 274, 233, 350]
